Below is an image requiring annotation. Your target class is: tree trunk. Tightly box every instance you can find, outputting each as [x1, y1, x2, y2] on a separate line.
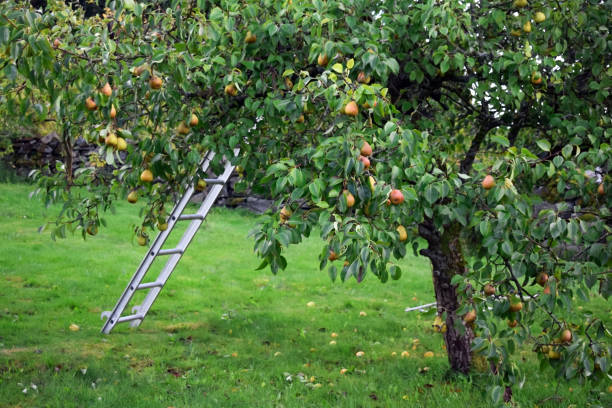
[419, 221, 473, 373]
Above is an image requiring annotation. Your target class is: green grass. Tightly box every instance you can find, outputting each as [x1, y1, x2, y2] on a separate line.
[0, 183, 609, 407]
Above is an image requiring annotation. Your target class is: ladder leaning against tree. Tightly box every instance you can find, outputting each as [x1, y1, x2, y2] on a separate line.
[100, 149, 240, 334]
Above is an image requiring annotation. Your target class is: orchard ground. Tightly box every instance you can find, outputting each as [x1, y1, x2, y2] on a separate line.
[0, 183, 609, 407]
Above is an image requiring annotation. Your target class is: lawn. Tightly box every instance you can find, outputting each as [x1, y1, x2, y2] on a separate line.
[0, 183, 609, 407]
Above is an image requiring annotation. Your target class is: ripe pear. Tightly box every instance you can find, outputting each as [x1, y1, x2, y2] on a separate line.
[189, 113, 199, 127]
[534, 12, 546, 23]
[328, 250, 339, 261]
[105, 132, 118, 147]
[560, 329, 572, 343]
[85, 97, 97, 111]
[463, 309, 477, 324]
[344, 101, 358, 116]
[280, 206, 292, 221]
[536, 272, 549, 286]
[531, 71, 542, 85]
[523, 21, 532, 33]
[127, 190, 138, 203]
[368, 176, 376, 192]
[133, 64, 146, 76]
[285, 77, 293, 90]
[196, 179, 207, 191]
[109, 104, 117, 119]
[396, 225, 407, 242]
[296, 114, 305, 123]
[245, 31, 257, 43]
[317, 53, 329, 67]
[137, 234, 147, 246]
[149, 76, 163, 90]
[598, 183, 604, 195]
[358, 155, 370, 169]
[177, 122, 190, 135]
[360, 141, 373, 156]
[116, 137, 127, 151]
[357, 71, 371, 84]
[224, 83, 238, 96]
[86, 224, 98, 236]
[140, 169, 154, 183]
[508, 319, 518, 328]
[547, 349, 560, 359]
[482, 174, 495, 190]
[389, 189, 404, 205]
[343, 190, 355, 207]
[157, 222, 168, 231]
[484, 284, 496, 296]
[100, 82, 112, 97]
[509, 300, 523, 312]
[513, 0, 528, 8]
[52, 38, 61, 48]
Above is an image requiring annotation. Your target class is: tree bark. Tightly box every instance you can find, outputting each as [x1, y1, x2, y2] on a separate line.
[419, 220, 473, 373]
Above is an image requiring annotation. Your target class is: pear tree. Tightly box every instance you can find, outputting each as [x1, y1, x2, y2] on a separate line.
[1, 0, 610, 402]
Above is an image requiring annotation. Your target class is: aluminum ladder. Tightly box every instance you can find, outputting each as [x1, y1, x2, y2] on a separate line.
[101, 149, 239, 334]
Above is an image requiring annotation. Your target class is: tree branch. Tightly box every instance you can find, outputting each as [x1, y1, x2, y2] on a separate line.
[459, 123, 494, 174]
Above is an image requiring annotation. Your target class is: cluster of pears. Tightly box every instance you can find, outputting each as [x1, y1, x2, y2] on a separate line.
[539, 329, 573, 360]
[177, 114, 199, 135]
[510, 0, 547, 37]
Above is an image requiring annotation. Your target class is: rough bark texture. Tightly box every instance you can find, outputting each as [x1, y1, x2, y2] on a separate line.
[419, 221, 473, 373]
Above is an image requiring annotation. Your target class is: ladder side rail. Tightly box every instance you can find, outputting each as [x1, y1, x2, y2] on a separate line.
[101, 152, 216, 333]
[128, 151, 239, 328]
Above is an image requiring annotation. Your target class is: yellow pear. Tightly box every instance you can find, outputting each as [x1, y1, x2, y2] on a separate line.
[513, 0, 528, 8]
[523, 21, 532, 33]
[368, 176, 376, 192]
[177, 122, 190, 135]
[245, 31, 257, 43]
[127, 190, 138, 203]
[149, 76, 163, 90]
[317, 53, 329, 67]
[344, 101, 358, 116]
[140, 169, 154, 183]
[396, 225, 407, 241]
[116, 137, 127, 151]
[224, 83, 238, 96]
[105, 132, 118, 147]
[100, 82, 112, 97]
[534, 12, 546, 23]
[85, 97, 97, 111]
[189, 113, 199, 127]
[196, 179, 207, 191]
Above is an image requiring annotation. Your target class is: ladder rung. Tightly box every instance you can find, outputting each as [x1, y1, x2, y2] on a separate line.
[117, 314, 144, 323]
[137, 281, 163, 290]
[157, 248, 184, 256]
[178, 213, 205, 221]
[203, 178, 224, 185]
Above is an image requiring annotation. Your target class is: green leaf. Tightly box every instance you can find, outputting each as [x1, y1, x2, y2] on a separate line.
[384, 58, 400, 74]
[536, 139, 551, 152]
[479, 220, 492, 237]
[331, 63, 343, 73]
[424, 185, 439, 205]
[390, 265, 401, 280]
[491, 134, 509, 147]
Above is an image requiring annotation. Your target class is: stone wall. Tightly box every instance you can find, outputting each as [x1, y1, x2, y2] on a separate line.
[3, 135, 273, 213]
